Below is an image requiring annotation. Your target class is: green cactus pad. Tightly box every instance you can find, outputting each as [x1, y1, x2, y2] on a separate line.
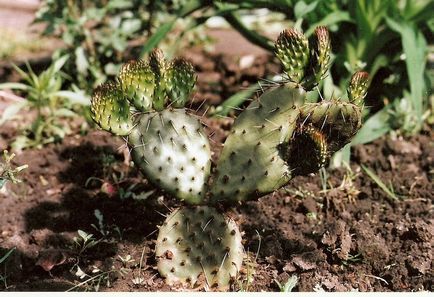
[129, 108, 211, 204]
[298, 100, 362, 155]
[156, 206, 244, 290]
[166, 58, 196, 108]
[210, 85, 306, 204]
[275, 28, 310, 84]
[284, 124, 328, 176]
[118, 59, 155, 112]
[91, 82, 133, 136]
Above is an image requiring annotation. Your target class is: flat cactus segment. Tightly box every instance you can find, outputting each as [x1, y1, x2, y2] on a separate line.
[284, 124, 328, 176]
[156, 206, 244, 290]
[210, 85, 306, 204]
[118, 59, 155, 112]
[166, 58, 196, 108]
[298, 100, 362, 155]
[90, 82, 133, 136]
[128, 108, 211, 204]
[275, 29, 310, 84]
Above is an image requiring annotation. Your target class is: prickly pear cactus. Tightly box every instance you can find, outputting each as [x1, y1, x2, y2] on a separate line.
[155, 206, 244, 290]
[210, 27, 368, 204]
[128, 109, 210, 204]
[210, 85, 305, 203]
[91, 50, 211, 204]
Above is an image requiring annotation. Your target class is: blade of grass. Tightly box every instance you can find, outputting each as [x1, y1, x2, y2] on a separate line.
[352, 106, 392, 145]
[0, 247, 16, 264]
[212, 84, 258, 117]
[361, 164, 400, 201]
[386, 18, 427, 128]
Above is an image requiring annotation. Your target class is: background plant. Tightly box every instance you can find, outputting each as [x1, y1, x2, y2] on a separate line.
[34, 0, 208, 93]
[0, 55, 89, 151]
[0, 151, 27, 189]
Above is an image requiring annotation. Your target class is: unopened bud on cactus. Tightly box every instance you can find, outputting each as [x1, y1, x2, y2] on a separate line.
[275, 27, 332, 91]
[348, 71, 369, 106]
[118, 59, 155, 111]
[149, 48, 168, 111]
[275, 28, 310, 84]
[156, 206, 244, 290]
[304, 26, 331, 90]
[91, 81, 133, 136]
[166, 58, 197, 108]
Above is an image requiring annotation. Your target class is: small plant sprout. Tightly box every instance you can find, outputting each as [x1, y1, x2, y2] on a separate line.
[0, 151, 28, 189]
[274, 274, 299, 292]
[90, 27, 368, 291]
[72, 230, 101, 257]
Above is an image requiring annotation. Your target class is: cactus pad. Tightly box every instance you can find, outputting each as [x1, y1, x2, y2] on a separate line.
[91, 82, 133, 136]
[156, 206, 244, 290]
[210, 85, 306, 204]
[166, 58, 197, 108]
[275, 29, 310, 84]
[118, 59, 155, 112]
[298, 99, 363, 156]
[129, 108, 211, 204]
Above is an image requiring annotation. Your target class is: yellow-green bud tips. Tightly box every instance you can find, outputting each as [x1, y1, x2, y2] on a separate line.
[91, 82, 133, 136]
[166, 58, 196, 108]
[275, 28, 310, 84]
[305, 26, 331, 90]
[275, 27, 332, 91]
[119, 59, 155, 112]
[149, 48, 168, 111]
[348, 71, 369, 106]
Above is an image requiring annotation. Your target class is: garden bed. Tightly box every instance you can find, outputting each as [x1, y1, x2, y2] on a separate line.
[0, 41, 432, 292]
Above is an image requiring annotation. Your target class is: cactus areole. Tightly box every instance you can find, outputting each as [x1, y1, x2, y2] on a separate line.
[90, 27, 369, 290]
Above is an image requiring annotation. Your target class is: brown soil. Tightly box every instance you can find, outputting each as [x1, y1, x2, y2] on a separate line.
[0, 36, 433, 292]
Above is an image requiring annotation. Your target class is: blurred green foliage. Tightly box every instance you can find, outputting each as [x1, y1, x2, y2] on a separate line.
[34, 0, 190, 92]
[0, 55, 89, 150]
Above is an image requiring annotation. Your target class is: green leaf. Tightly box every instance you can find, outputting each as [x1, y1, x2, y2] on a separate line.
[352, 106, 391, 145]
[121, 19, 141, 35]
[294, 1, 318, 19]
[140, 20, 176, 55]
[0, 82, 30, 91]
[75, 47, 89, 74]
[0, 247, 15, 264]
[213, 85, 257, 117]
[386, 17, 427, 124]
[0, 101, 27, 125]
[361, 164, 400, 201]
[305, 11, 351, 36]
[54, 90, 90, 105]
[52, 54, 69, 73]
